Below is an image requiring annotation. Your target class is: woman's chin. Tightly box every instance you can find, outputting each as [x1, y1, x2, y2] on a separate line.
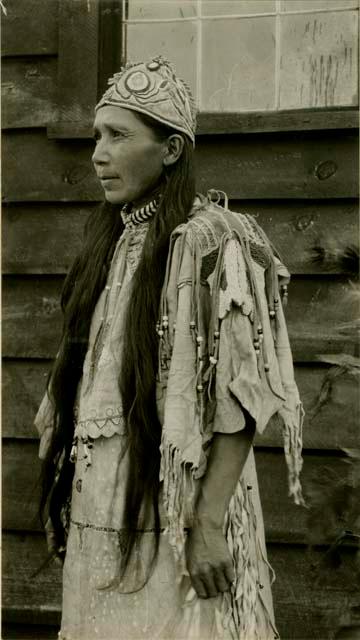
[104, 191, 126, 205]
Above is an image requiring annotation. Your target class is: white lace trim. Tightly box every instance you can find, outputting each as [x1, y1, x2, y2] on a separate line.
[74, 413, 126, 440]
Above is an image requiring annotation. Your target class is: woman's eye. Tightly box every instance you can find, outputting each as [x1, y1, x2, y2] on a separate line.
[93, 130, 126, 142]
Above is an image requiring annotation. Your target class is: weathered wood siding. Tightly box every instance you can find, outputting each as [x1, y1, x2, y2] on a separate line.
[2, 1, 359, 638]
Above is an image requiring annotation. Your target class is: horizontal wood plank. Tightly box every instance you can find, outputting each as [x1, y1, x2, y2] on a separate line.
[3, 90, 357, 132]
[2, 360, 52, 439]
[1, 441, 351, 543]
[3, 201, 358, 275]
[3, 277, 64, 359]
[196, 132, 359, 200]
[270, 544, 360, 639]
[3, 532, 360, 638]
[233, 200, 359, 276]
[2, 533, 62, 625]
[196, 108, 360, 135]
[3, 132, 98, 203]
[3, 204, 92, 274]
[258, 366, 360, 450]
[3, 130, 358, 202]
[46, 122, 97, 139]
[1, 0, 59, 57]
[3, 275, 358, 360]
[2, 57, 57, 129]
[283, 277, 359, 360]
[3, 360, 359, 451]
[48, 111, 360, 139]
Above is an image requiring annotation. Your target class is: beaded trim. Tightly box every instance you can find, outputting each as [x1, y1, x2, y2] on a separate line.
[70, 518, 166, 534]
[121, 196, 160, 228]
[69, 518, 188, 559]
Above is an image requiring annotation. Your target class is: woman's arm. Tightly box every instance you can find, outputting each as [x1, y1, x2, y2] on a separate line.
[185, 417, 256, 598]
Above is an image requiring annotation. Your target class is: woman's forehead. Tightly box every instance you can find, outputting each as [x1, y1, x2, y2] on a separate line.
[93, 106, 142, 130]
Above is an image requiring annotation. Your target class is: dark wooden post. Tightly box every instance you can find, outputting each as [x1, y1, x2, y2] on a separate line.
[97, 0, 123, 99]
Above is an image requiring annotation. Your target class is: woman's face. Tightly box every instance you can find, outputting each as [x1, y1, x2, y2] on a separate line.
[92, 106, 166, 205]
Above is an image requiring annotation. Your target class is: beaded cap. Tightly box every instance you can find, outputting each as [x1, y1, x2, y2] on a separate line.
[95, 56, 196, 144]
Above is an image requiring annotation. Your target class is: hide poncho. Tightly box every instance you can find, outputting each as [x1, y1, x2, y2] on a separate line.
[35, 191, 304, 640]
[156, 192, 304, 636]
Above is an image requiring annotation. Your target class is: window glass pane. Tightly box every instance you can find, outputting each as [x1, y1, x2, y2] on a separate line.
[280, 11, 358, 108]
[201, 17, 276, 111]
[128, 0, 197, 20]
[126, 21, 197, 100]
[202, 1, 275, 16]
[281, 0, 358, 11]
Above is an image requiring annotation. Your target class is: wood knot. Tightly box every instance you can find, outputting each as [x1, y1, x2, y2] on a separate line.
[63, 165, 90, 185]
[295, 214, 314, 231]
[25, 68, 39, 79]
[314, 160, 338, 181]
[2, 82, 15, 93]
[41, 297, 59, 316]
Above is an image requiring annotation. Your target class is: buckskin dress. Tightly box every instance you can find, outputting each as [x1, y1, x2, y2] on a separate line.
[35, 192, 304, 640]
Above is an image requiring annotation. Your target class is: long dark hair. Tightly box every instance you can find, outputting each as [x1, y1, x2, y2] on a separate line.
[39, 113, 196, 578]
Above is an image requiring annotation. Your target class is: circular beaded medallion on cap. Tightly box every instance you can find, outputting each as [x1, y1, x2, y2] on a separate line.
[124, 70, 150, 92]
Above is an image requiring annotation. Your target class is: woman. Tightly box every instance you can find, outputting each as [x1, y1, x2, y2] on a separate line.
[35, 57, 304, 640]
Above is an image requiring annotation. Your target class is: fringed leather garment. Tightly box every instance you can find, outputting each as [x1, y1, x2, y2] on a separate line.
[156, 192, 304, 638]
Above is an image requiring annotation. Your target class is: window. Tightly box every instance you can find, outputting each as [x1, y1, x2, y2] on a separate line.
[124, 0, 359, 112]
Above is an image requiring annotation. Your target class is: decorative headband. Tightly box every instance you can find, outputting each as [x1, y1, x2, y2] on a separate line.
[95, 56, 197, 144]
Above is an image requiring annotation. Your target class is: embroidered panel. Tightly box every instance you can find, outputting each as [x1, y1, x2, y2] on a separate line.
[188, 215, 220, 256]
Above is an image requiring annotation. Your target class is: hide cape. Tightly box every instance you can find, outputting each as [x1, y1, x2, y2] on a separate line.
[157, 192, 304, 636]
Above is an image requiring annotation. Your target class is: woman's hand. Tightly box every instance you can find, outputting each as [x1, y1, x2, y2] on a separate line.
[184, 425, 256, 599]
[185, 522, 234, 598]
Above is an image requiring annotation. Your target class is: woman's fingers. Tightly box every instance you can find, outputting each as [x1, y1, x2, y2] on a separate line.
[214, 567, 231, 593]
[185, 527, 235, 598]
[199, 570, 218, 598]
[223, 561, 235, 585]
[190, 563, 232, 598]
[190, 574, 208, 599]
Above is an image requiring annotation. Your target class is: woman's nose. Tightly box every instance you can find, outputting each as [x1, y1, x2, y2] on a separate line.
[92, 138, 109, 165]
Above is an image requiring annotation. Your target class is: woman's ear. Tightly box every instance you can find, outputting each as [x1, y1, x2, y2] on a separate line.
[163, 134, 185, 167]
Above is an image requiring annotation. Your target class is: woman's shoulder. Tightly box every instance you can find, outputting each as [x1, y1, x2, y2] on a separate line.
[170, 191, 288, 278]
[174, 191, 269, 252]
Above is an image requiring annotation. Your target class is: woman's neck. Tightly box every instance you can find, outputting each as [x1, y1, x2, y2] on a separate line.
[121, 182, 164, 228]
[130, 181, 163, 212]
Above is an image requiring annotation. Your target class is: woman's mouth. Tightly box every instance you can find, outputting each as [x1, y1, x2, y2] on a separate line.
[100, 177, 120, 188]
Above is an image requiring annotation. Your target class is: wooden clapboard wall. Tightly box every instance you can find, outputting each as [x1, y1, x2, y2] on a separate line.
[2, 1, 359, 638]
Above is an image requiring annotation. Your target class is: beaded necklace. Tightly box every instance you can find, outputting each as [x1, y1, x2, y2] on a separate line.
[121, 195, 160, 228]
